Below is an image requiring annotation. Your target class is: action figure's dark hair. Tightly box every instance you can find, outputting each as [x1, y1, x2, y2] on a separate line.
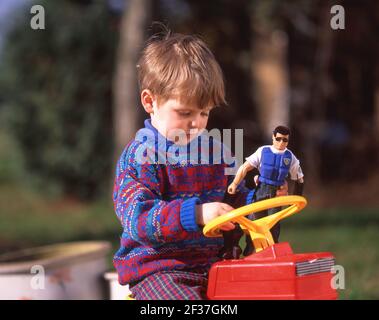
[273, 125, 291, 136]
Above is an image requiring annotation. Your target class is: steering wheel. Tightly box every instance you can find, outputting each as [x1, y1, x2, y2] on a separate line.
[203, 195, 307, 253]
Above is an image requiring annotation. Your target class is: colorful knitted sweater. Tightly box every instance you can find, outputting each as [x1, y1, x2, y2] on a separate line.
[113, 119, 254, 285]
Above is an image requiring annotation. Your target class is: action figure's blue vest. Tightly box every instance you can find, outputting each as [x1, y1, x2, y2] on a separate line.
[259, 147, 292, 187]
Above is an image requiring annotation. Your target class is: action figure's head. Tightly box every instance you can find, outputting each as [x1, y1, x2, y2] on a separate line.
[272, 125, 290, 151]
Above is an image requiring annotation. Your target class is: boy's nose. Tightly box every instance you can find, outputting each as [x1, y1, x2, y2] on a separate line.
[190, 117, 200, 128]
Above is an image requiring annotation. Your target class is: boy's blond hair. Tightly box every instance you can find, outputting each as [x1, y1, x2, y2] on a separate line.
[137, 31, 226, 109]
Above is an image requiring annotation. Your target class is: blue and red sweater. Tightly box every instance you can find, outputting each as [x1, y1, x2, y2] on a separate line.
[113, 119, 254, 285]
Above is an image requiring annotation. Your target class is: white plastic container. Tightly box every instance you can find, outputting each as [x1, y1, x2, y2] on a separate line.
[103, 271, 131, 300]
[0, 241, 111, 300]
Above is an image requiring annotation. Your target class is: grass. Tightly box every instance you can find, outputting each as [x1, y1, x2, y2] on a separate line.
[0, 184, 121, 269]
[0, 182, 378, 299]
[280, 207, 379, 299]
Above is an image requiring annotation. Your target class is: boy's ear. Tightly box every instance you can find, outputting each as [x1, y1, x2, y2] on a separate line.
[141, 89, 155, 114]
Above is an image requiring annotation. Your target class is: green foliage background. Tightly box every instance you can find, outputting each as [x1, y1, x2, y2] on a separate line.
[0, 0, 378, 299]
[0, 0, 116, 199]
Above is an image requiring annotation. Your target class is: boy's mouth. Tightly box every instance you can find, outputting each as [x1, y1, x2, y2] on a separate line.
[172, 133, 195, 144]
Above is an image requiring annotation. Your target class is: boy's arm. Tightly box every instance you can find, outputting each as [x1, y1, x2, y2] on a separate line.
[113, 151, 201, 246]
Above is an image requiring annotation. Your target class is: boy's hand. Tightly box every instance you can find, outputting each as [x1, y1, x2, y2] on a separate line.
[276, 180, 288, 196]
[196, 202, 235, 231]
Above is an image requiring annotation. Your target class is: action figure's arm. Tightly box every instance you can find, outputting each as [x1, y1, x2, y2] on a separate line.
[293, 177, 304, 196]
[227, 161, 254, 194]
[288, 154, 304, 196]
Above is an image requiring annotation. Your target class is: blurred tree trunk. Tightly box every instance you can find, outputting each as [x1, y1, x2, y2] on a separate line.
[113, 0, 151, 159]
[375, 3, 379, 137]
[375, 49, 379, 136]
[250, 27, 290, 137]
[303, 1, 334, 188]
[375, 76, 379, 182]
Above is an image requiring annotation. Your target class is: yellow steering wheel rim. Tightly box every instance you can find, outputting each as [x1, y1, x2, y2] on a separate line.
[203, 195, 307, 252]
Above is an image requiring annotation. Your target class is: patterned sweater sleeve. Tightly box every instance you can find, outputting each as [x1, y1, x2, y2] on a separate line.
[113, 142, 201, 246]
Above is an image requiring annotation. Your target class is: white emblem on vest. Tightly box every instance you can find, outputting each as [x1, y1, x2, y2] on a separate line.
[283, 158, 291, 166]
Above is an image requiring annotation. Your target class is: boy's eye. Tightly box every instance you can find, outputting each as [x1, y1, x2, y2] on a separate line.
[175, 109, 210, 117]
[177, 110, 191, 116]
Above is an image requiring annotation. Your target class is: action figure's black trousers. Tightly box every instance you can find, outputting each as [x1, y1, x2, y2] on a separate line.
[219, 183, 282, 259]
[244, 183, 281, 256]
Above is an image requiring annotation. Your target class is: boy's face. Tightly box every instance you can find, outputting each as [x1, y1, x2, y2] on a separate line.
[142, 91, 212, 144]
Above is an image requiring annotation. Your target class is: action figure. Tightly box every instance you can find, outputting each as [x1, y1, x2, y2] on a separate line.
[227, 125, 304, 256]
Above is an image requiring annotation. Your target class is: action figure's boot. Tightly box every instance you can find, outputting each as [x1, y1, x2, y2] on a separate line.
[218, 245, 242, 260]
[243, 235, 254, 256]
[231, 245, 242, 259]
[218, 226, 243, 260]
[270, 222, 281, 243]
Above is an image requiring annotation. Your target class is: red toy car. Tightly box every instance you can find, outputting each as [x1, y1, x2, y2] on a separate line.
[203, 196, 338, 300]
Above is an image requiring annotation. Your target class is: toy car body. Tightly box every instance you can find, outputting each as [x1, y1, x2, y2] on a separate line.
[207, 242, 337, 300]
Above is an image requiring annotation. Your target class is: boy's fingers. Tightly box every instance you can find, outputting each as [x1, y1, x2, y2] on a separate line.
[220, 222, 235, 231]
[221, 203, 234, 212]
[219, 204, 235, 230]
[276, 185, 288, 196]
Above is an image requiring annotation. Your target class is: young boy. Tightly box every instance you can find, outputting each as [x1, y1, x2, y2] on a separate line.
[112, 31, 255, 300]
